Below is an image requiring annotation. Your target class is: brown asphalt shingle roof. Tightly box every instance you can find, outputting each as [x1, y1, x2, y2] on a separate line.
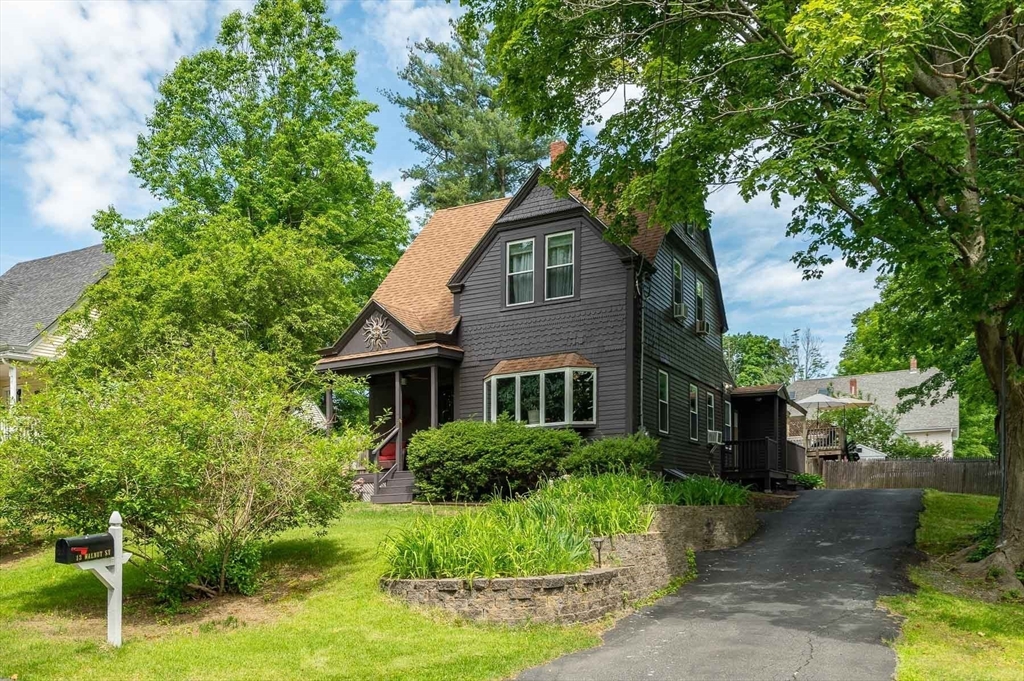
[485, 352, 595, 378]
[372, 197, 510, 335]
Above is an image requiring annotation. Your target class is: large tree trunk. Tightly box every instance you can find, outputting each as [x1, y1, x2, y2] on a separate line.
[967, 322, 1024, 589]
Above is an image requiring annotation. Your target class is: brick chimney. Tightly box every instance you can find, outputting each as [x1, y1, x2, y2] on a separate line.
[849, 378, 858, 396]
[909, 356, 918, 373]
[550, 140, 568, 164]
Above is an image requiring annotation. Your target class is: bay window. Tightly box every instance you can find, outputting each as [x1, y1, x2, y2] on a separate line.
[545, 231, 574, 300]
[507, 239, 534, 305]
[483, 367, 597, 426]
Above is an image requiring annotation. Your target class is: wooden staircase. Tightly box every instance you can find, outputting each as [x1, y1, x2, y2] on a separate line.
[371, 470, 416, 504]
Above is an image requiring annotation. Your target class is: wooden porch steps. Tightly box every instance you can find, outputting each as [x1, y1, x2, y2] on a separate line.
[370, 470, 416, 504]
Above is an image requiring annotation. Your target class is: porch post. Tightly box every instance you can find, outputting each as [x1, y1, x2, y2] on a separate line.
[324, 387, 334, 430]
[8, 362, 17, 406]
[430, 365, 438, 428]
[394, 371, 403, 470]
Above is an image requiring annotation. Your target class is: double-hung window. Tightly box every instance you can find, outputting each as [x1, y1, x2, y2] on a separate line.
[545, 232, 574, 300]
[724, 399, 732, 441]
[707, 393, 715, 440]
[658, 371, 670, 434]
[484, 367, 596, 426]
[689, 384, 699, 441]
[672, 259, 686, 319]
[507, 239, 534, 305]
[695, 278, 706, 327]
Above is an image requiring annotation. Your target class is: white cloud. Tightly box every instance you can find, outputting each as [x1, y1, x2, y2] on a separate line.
[0, 1, 232, 236]
[708, 184, 880, 369]
[359, 0, 461, 70]
[586, 83, 644, 133]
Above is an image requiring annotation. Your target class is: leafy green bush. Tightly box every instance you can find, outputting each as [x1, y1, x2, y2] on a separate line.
[820, 406, 945, 459]
[886, 437, 945, 460]
[0, 335, 365, 602]
[793, 473, 825, 489]
[968, 515, 1001, 563]
[382, 472, 750, 579]
[561, 433, 660, 474]
[405, 419, 582, 501]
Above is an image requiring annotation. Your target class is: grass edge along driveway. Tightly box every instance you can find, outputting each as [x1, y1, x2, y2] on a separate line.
[0, 505, 600, 681]
[881, 490, 1024, 681]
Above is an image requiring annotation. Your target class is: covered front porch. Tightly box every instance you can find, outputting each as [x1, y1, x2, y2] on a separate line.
[317, 343, 462, 503]
[722, 384, 806, 490]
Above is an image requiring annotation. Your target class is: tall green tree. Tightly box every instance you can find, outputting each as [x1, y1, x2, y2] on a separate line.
[467, 0, 1024, 586]
[60, 0, 408, 378]
[385, 29, 548, 213]
[839, 278, 998, 458]
[723, 333, 793, 387]
[788, 328, 829, 381]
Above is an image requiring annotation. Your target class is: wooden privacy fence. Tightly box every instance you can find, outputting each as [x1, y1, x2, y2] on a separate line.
[821, 459, 1000, 496]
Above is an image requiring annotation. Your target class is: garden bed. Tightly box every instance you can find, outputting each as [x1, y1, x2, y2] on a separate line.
[381, 505, 756, 625]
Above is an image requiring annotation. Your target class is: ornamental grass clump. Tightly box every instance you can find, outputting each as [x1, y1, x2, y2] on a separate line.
[658, 475, 751, 507]
[382, 472, 749, 579]
[382, 503, 592, 579]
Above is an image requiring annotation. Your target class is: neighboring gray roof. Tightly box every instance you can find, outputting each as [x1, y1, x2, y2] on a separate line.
[790, 369, 959, 434]
[0, 244, 113, 350]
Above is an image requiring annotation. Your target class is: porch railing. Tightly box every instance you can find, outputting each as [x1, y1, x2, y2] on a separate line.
[786, 440, 806, 474]
[805, 423, 846, 454]
[723, 437, 805, 474]
[363, 425, 400, 495]
[722, 437, 778, 472]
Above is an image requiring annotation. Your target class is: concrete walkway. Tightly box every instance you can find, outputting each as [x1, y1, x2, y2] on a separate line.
[519, 489, 923, 681]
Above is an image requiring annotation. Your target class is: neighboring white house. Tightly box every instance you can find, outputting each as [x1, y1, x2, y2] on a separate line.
[789, 359, 960, 457]
[0, 245, 113, 404]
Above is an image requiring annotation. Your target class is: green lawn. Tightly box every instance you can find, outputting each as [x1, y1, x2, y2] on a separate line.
[0, 505, 599, 680]
[883, 491, 1024, 681]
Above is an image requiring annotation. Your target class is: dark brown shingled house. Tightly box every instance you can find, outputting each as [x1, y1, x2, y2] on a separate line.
[317, 144, 735, 501]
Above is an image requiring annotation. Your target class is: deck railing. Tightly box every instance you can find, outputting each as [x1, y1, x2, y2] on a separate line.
[805, 423, 846, 454]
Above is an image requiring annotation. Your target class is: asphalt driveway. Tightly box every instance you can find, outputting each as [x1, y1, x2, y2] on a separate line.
[519, 489, 923, 681]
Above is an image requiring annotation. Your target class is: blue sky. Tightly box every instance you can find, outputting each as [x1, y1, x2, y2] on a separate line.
[0, 0, 880, 368]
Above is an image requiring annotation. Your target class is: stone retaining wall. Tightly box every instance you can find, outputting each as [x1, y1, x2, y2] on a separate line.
[381, 504, 757, 625]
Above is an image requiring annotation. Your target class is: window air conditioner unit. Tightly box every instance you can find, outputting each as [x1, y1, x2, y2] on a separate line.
[708, 430, 724, 445]
[695, 320, 710, 335]
[672, 302, 688, 319]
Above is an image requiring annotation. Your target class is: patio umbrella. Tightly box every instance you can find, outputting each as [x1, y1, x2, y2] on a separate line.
[795, 393, 850, 419]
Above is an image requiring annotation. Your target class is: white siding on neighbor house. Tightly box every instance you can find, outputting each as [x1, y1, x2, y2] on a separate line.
[907, 430, 955, 457]
[29, 330, 67, 358]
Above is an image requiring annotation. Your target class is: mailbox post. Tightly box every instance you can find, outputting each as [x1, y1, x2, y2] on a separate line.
[55, 511, 132, 647]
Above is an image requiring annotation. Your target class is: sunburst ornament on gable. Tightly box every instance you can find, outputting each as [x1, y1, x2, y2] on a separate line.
[362, 312, 391, 351]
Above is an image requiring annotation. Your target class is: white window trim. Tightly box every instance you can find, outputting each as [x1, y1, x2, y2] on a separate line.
[506, 238, 535, 306]
[483, 367, 597, 427]
[544, 231, 575, 301]
[658, 370, 670, 434]
[672, 259, 683, 305]
[689, 383, 699, 441]
[724, 399, 732, 441]
[707, 392, 715, 440]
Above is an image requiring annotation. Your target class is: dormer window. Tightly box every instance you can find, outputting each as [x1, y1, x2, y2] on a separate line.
[545, 231, 574, 300]
[507, 239, 534, 306]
